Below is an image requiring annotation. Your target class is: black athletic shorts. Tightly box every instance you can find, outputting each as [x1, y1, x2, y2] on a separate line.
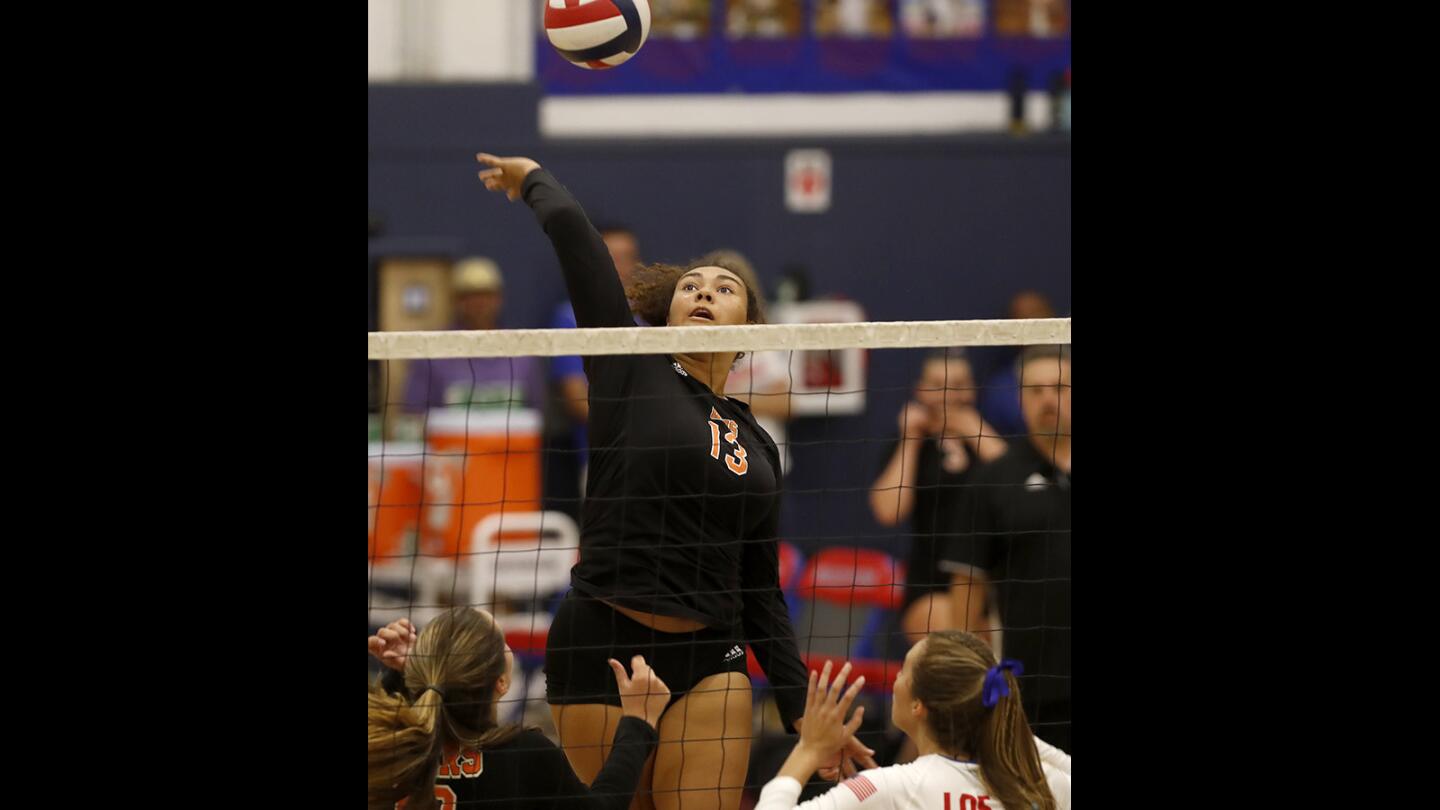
[545, 591, 749, 712]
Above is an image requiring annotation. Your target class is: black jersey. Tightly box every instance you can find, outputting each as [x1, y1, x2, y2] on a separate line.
[379, 672, 655, 809]
[522, 169, 809, 728]
[940, 438, 1071, 734]
[876, 435, 983, 608]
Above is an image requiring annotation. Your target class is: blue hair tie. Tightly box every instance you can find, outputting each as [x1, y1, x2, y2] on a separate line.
[980, 659, 1023, 709]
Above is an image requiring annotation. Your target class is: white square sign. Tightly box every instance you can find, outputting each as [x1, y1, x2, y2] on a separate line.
[785, 149, 832, 213]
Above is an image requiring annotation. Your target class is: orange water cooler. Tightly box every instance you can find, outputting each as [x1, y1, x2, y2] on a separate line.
[368, 442, 423, 562]
[420, 408, 542, 559]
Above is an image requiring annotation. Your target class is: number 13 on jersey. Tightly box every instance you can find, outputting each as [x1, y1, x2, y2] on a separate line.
[707, 407, 748, 476]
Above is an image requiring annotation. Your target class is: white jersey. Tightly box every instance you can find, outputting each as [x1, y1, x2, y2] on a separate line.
[756, 754, 1071, 810]
[1032, 737, 1071, 776]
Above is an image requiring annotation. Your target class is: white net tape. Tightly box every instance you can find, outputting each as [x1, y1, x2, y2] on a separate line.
[369, 318, 1071, 359]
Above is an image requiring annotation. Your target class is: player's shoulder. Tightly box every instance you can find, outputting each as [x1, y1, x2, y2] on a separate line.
[843, 759, 960, 808]
[854, 759, 925, 790]
[902, 756, 992, 796]
[1042, 763, 1072, 810]
[483, 728, 560, 760]
[513, 727, 560, 750]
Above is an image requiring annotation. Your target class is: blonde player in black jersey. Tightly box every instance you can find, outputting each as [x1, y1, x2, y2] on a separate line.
[368, 613, 670, 810]
[756, 632, 1071, 810]
[477, 153, 876, 810]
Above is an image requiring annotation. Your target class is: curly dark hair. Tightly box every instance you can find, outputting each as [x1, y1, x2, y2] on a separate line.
[626, 250, 767, 361]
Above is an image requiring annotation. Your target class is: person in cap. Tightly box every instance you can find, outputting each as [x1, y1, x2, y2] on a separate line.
[400, 256, 545, 414]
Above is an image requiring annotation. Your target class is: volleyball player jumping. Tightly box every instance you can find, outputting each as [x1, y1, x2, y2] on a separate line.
[478, 153, 877, 810]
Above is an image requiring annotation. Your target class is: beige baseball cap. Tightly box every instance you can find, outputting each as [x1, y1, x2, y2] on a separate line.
[452, 256, 503, 293]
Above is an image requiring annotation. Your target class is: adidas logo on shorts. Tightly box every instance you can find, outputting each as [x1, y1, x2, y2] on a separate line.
[723, 645, 744, 662]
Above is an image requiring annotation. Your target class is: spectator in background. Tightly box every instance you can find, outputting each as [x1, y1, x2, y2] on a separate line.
[543, 225, 643, 521]
[814, 0, 894, 36]
[900, 0, 984, 37]
[941, 344, 1071, 752]
[727, 0, 803, 37]
[994, 0, 1067, 36]
[401, 257, 544, 414]
[651, 0, 713, 38]
[976, 290, 1056, 440]
[870, 350, 1007, 646]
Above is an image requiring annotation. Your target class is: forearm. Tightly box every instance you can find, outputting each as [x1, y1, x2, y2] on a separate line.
[967, 419, 1007, 461]
[745, 604, 809, 732]
[742, 537, 809, 732]
[777, 740, 827, 786]
[580, 716, 659, 810]
[521, 169, 632, 329]
[869, 441, 922, 525]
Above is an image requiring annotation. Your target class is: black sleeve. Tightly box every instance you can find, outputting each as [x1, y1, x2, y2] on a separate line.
[940, 463, 997, 576]
[521, 168, 634, 330]
[580, 716, 659, 808]
[529, 717, 658, 810]
[741, 508, 810, 733]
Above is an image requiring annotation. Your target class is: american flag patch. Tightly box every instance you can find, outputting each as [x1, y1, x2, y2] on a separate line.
[842, 775, 877, 802]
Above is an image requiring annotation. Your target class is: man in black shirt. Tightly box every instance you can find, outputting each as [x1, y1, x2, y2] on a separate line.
[940, 344, 1071, 752]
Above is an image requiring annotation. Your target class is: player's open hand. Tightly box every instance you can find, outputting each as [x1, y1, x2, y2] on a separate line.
[797, 661, 873, 778]
[609, 655, 672, 730]
[900, 401, 934, 440]
[477, 153, 542, 201]
[368, 617, 418, 673]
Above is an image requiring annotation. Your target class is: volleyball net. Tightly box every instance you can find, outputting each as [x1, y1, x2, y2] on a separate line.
[368, 316, 1071, 778]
